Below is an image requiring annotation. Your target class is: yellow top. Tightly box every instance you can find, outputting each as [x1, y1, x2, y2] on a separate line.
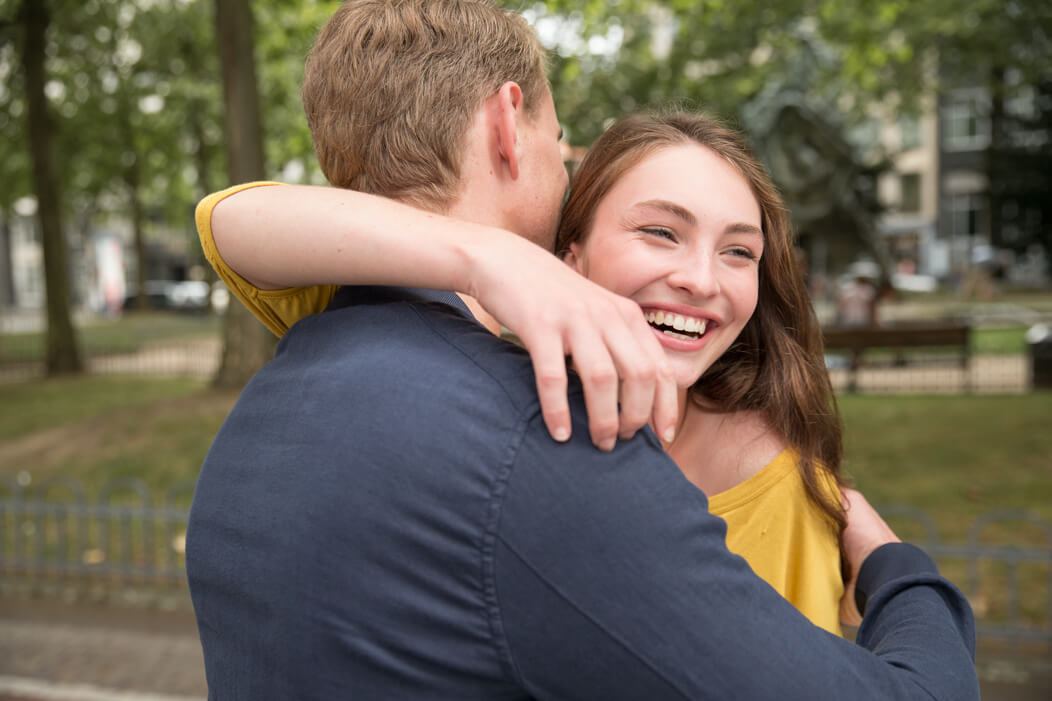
[708, 449, 844, 635]
[197, 184, 845, 633]
[196, 182, 339, 337]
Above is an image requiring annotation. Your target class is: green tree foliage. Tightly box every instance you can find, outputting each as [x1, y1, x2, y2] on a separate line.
[525, 0, 1049, 141]
[0, 0, 330, 291]
[0, 0, 1047, 374]
[515, 0, 1051, 262]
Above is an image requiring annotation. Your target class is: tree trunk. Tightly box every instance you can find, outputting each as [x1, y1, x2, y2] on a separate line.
[125, 157, 148, 311]
[986, 66, 1005, 252]
[189, 105, 221, 310]
[108, 30, 150, 314]
[211, 0, 275, 388]
[0, 209, 15, 307]
[19, 0, 82, 375]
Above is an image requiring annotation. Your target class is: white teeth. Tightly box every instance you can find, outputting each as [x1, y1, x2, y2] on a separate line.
[682, 318, 707, 334]
[646, 311, 709, 337]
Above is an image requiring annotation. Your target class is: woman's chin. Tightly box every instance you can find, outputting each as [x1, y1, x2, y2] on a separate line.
[673, 367, 708, 390]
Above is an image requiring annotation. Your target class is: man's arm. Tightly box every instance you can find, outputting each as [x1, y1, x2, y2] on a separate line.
[491, 416, 978, 700]
[205, 183, 677, 450]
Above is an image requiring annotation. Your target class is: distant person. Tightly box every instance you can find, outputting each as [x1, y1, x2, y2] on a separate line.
[185, 1, 978, 698]
[837, 272, 878, 327]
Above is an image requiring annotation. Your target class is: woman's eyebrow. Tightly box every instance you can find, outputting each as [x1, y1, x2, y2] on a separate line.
[725, 222, 763, 237]
[632, 199, 697, 226]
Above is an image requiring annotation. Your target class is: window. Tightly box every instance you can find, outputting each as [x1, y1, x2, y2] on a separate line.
[899, 173, 921, 213]
[946, 194, 986, 238]
[943, 90, 990, 151]
[898, 116, 922, 150]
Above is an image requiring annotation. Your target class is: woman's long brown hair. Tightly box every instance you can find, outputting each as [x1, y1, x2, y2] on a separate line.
[556, 110, 847, 541]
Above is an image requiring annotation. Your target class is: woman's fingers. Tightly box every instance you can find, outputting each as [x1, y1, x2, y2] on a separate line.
[566, 324, 622, 451]
[527, 334, 573, 443]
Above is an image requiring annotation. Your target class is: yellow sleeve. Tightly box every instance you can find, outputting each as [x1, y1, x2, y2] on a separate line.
[196, 182, 339, 337]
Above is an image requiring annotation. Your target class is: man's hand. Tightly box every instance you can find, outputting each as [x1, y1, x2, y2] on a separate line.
[839, 488, 901, 625]
[469, 233, 679, 451]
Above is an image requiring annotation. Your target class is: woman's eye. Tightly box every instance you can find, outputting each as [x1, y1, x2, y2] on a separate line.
[641, 227, 676, 241]
[728, 246, 759, 261]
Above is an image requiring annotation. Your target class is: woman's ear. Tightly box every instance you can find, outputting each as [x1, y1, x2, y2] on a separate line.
[563, 242, 585, 274]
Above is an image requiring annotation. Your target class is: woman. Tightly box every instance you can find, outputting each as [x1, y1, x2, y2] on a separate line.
[198, 110, 849, 633]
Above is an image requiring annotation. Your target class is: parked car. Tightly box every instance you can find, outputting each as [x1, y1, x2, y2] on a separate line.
[122, 280, 211, 312]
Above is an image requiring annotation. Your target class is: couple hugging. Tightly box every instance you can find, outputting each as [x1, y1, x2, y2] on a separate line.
[185, 1, 978, 698]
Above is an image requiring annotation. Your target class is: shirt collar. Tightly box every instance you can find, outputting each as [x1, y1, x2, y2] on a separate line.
[327, 285, 474, 321]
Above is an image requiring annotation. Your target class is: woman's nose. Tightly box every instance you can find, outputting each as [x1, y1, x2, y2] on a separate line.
[667, 250, 721, 298]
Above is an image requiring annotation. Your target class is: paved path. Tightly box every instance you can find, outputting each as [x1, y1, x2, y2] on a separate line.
[0, 600, 205, 701]
[2, 597, 1050, 700]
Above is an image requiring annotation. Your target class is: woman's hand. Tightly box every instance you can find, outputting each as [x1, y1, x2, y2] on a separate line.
[839, 487, 901, 625]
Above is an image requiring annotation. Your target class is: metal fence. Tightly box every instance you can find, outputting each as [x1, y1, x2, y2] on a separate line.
[878, 505, 1052, 646]
[1, 475, 1049, 646]
[0, 475, 194, 601]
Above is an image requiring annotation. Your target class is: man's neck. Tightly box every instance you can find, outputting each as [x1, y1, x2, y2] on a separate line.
[457, 293, 501, 336]
[440, 195, 512, 338]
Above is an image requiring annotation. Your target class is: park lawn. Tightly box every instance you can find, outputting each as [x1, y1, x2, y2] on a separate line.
[0, 376, 237, 500]
[839, 393, 1052, 542]
[2, 376, 1048, 535]
[1, 377, 1048, 627]
[971, 326, 1028, 355]
[839, 393, 1052, 630]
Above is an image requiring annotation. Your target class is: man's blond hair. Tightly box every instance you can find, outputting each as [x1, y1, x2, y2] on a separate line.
[302, 0, 549, 209]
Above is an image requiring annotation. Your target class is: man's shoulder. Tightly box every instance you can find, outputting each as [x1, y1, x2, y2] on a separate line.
[280, 286, 548, 414]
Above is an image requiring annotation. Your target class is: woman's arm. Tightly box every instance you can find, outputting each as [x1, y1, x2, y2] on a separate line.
[206, 183, 679, 450]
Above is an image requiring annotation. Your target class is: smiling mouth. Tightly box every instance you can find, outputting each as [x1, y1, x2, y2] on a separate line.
[645, 310, 709, 341]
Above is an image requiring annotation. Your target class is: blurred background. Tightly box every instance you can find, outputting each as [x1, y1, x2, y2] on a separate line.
[0, 0, 1050, 699]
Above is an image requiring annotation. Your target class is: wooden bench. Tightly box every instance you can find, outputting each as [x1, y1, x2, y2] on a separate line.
[822, 322, 972, 392]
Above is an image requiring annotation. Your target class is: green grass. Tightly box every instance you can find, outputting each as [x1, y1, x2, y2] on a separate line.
[3, 377, 1047, 536]
[1, 378, 1048, 629]
[0, 376, 237, 498]
[0, 312, 220, 362]
[971, 326, 1028, 355]
[0, 376, 209, 441]
[839, 393, 1052, 540]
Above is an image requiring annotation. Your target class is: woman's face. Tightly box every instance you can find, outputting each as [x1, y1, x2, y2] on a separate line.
[565, 143, 763, 389]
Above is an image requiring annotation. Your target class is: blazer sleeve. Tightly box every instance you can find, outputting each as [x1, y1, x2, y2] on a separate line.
[490, 412, 978, 701]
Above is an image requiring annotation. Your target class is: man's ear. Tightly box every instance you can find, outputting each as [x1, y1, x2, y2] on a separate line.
[495, 81, 524, 180]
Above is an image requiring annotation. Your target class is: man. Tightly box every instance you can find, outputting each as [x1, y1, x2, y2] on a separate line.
[186, 1, 978, 698]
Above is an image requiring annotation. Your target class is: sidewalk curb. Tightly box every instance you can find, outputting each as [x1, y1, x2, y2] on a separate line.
[0, 676, 201, 701]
